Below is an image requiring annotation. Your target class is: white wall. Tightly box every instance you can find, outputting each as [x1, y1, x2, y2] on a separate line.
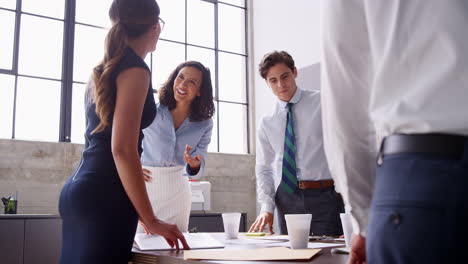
[251, 0, 322, 135]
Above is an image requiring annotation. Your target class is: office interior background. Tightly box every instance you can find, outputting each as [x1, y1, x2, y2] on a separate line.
[0, 0, 321, 230]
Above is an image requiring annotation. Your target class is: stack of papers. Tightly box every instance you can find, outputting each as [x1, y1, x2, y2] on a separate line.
[234, 234, 344, 249]
[134, 233, 225, 251]
[270, 241, 344, 249]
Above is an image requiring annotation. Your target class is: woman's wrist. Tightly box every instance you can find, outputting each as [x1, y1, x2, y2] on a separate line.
[141, 215, 159, 226]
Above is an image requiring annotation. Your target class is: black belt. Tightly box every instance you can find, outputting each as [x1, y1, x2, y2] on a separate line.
[380, 133, 467, 161]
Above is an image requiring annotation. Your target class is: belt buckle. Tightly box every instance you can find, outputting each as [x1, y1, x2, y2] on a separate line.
[298, 181, 305, 189]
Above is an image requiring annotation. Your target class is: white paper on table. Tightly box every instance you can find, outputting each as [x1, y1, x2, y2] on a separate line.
[241, 235, 289, 241]
[223, 238, 286, 245]
[306, 242, 344, 249]
[134, 233, 225, 251]
[272, 241, 344, 249]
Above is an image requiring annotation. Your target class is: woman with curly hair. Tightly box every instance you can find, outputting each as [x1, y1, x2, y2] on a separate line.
[137, 61, 215, 233]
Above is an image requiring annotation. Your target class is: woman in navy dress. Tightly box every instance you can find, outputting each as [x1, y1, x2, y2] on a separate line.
[59, 0, 189, 263]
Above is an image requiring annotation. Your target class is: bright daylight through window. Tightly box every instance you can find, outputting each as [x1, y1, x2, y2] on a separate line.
[0, 0, 249, 154]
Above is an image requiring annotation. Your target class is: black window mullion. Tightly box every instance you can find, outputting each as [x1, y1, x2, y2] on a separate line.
[184, 0, 188, 61]
[12, 0, 21, 74]
[75, 21, 106, 30]
[244, 0, 250, 153]
[0, 69, 13, 74]
[11, 0, 22, 139]
[218, 1, 246, 9]
[59, 0, 76, 142]
[214, 0, 220, 152]
[12, 75, 18, 139]
[0, 6, 15, 12]
[16, 74, 61, 82]
[19, 11, 64, 22]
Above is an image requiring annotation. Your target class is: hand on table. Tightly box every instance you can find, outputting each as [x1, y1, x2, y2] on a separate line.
[248, 212, 274, 235]
[143, 218, 190, 250]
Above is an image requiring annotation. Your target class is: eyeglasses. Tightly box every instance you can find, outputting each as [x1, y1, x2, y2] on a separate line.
[159, 17, 165, 31]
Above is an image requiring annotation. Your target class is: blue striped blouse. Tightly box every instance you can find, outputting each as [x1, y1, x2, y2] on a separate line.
[141, 103, 213, 180]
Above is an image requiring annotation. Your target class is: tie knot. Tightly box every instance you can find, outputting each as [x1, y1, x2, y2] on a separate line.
[287, 103, 293, 111]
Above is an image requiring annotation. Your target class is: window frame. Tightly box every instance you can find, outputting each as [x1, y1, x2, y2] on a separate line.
[0, 0, 250, 154]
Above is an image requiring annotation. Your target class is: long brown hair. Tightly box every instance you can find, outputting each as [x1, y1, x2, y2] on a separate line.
[159, 61, 215, 122]
[90, 0, 160, 133]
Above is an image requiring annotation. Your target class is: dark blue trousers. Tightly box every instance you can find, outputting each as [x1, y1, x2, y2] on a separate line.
[367, 143, 468, 263]
[275, 185, 344, 236]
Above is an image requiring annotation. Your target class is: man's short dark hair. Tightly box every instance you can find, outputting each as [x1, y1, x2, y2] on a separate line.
[258, 51, 295, 79]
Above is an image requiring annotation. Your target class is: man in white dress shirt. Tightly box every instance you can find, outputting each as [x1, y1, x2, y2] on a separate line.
[249, 51, 344, 236]
[322, 1, 468, 263]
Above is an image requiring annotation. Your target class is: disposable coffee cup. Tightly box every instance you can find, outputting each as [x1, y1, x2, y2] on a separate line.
[285, 214, 312, 249]
[222, 213, 241, 239]
[340, 213, 352, 248]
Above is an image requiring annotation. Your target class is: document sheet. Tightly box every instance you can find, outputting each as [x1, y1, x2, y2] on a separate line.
[134, 233, 225, 251]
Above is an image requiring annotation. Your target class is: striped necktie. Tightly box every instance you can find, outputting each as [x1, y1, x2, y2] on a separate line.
[281, 103, 297, 193]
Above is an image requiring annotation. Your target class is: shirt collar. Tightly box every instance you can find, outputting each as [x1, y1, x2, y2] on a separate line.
[277, 87, 302, 108]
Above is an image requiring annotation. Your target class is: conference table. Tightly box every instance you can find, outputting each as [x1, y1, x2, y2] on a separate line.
[131, 233, 349, 264]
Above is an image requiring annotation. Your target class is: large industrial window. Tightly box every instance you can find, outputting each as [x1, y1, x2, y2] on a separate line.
[0, 0, 249, 154]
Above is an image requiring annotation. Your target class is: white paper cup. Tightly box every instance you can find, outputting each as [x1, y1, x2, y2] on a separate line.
[222, 213, 241, 239]
[340, 213, 352, 248]
[285, 214, 312, 249]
